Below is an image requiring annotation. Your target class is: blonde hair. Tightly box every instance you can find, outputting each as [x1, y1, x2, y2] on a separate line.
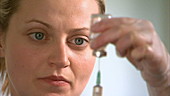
[0, 0, 105, 95]
[0, 0, 20, 95]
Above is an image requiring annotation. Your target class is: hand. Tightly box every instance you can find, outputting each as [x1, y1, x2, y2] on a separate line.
[90, 17, 170, 88]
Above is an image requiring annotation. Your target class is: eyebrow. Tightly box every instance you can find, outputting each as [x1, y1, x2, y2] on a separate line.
[70, 27, 89, 33]
[26, 19, 90, 33]
[26, 19, 51, 28]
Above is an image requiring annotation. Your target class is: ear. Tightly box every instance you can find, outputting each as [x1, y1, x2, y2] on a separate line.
[0, 28, 5, 58]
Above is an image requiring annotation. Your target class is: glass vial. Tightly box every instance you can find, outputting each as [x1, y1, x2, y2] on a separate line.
[90, 14, 112, 58]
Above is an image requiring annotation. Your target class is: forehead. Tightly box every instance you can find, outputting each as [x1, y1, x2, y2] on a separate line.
[14, 0, 100, 27]
[18, 0, 99, 16]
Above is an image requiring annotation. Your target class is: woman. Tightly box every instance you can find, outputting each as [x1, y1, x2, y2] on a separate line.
[0, 0, 169, 96]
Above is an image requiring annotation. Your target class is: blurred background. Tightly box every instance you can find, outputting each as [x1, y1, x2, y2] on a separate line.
[0, 0, 169, 96]
[82, 0, 170, 96]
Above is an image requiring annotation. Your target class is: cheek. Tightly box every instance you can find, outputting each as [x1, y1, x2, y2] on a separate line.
[6, 46, 33, 73]
[70, 48, 95, 94]
[5, 41, 40, 87]
[72, 49, 96, 83]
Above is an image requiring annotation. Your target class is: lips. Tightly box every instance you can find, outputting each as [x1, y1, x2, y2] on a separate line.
[39, 75, 71, 87]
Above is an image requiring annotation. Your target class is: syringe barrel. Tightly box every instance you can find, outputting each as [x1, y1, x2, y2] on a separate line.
[93, 85, 103, 96]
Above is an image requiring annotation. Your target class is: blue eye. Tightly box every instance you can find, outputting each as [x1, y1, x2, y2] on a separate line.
[30, 32, 45, 40]
[74, 38, 85, 45]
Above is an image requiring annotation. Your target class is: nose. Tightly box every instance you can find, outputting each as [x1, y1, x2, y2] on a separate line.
[48, 42, 70, 69]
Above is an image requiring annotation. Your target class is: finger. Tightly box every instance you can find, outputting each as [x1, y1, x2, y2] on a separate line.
[90, 27, 121, 49]
[91, 22, 140, 49]
[115, 31, 153, 57]
[115, 33, 133, 57]
[91, 17, 137, 33]
[126, 50, 144, 71]
[91, 17, 155, 34]
[126, 45, 154, 71]
[91, 18, 154, 53]
[131, 44, 169, 74]
[130, 45, 153, 61]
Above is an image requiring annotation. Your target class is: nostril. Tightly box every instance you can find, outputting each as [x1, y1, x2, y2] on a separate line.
[64, 60, 70, 68]
[64, 65, 69, 68]
[47, 46, 70, 68]
[48, 57, 70, 68]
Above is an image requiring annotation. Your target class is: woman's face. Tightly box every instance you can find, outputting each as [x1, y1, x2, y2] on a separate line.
[2, 0, 98, 96]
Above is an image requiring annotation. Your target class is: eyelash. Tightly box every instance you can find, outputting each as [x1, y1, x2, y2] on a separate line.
[29, 32, 47, 41]
[71, 38, 88, 45]
[68, 36, 89, 49]
[28, 32, 89, 49]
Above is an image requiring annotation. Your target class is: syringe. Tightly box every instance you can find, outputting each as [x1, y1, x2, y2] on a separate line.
[91, 14, 112, 96]
[93, 58, 103, 96]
